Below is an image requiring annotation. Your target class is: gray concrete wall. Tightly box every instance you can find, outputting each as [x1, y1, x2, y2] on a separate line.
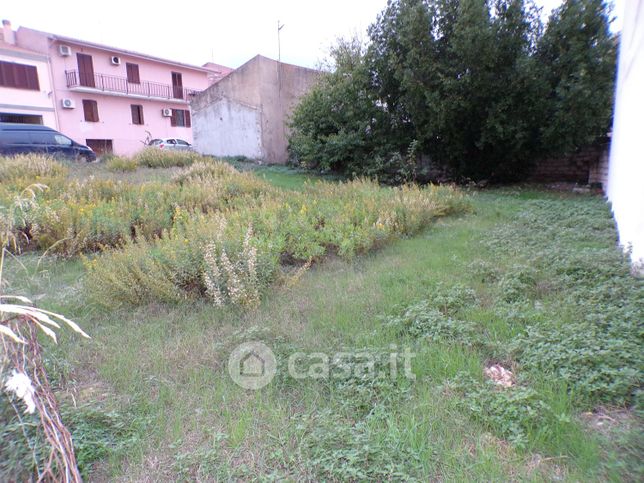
[191, 97, 263, 159]
[191, 55, 319, 163]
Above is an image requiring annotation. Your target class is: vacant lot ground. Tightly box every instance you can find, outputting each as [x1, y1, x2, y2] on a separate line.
[1, 158, 642, 481]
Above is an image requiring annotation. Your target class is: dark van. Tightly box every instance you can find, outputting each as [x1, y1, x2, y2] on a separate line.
[0, 123, 96, 161]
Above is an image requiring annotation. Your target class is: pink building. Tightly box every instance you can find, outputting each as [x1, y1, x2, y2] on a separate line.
[2, 21, 231, 156]
[1, 21, 58, 128]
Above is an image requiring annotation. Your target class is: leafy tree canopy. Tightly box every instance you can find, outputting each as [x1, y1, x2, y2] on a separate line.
[289, 0, 616, 182]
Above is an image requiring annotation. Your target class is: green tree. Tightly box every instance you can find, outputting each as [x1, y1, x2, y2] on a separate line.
[367, 0, 548, 180]
[288, 38, 392, 175]
[289, 0, 616, 182]
[537, 0, 616, 155]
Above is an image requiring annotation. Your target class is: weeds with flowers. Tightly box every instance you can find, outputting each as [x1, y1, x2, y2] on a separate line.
[0, 153, 467, 309]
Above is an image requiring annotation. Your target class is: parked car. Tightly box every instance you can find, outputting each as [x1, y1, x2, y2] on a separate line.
[0, 123, 96, 161]
[148, 138, 193, 151]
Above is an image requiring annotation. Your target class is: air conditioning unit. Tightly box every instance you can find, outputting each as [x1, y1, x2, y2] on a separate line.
[61, 98, 75, 109]
[161, 108, 173, 117]
[110, 55, 121, 65]
[59, 45, 72, 57]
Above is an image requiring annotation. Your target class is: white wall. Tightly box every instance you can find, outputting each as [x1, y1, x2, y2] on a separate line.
[192, 97, 263, 159]
[608, 0, 644, 267]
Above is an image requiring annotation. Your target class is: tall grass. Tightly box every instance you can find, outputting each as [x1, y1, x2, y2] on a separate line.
[0, 155, 274, 256]
[105, 156, 138, 172]
[0, 154, 68, 182]
[133, 148, 203, 168]
[0, 154, 468, 306]
[84, 178, 468, 308]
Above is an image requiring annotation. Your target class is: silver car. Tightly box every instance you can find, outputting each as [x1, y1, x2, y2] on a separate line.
[148, 138, 193, 151]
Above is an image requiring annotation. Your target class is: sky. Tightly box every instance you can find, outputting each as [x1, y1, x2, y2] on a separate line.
[3, 0, 624, 70]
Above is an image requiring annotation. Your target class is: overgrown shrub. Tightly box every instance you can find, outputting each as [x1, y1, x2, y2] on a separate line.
[133, 148, 203, 168]
[290, 0, 616, 181]
[85, 178, 468, 308]
[0, 156, 278, 256]
[105, 156, 138, 172]
[0, 154, 68, 182]
[203, 222, 262, 308]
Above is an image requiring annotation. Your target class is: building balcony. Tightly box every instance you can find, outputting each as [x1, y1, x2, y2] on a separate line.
[64, 70, 200, 103]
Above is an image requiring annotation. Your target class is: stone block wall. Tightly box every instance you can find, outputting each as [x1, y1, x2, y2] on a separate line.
[529, 140, 610, 188]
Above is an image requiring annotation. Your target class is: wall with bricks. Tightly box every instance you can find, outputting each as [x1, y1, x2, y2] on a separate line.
[529, 141, 610, 187]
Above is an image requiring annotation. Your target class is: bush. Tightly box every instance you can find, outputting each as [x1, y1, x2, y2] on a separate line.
[133, 148, 203, 168]
[289, 1, 616, 181]
[105, 156, 138, 172]
[85, 178, 468, 308]
[0, 154, 68, 182]
[0, 156, 278, 256]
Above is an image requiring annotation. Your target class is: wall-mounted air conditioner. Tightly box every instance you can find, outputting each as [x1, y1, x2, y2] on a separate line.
[161, 108, 173, 117]
[61, 98, 75, 109]
[110, 56, 121, 65]
[59, 45, 72, 57]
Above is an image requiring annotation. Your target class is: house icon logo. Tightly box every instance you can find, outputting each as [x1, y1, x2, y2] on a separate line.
[228, 342, 276, 389]
[240, 351, 265, 377]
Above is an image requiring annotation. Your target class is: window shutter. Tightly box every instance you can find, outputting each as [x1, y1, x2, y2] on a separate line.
[185, 110, 191, 127]
[26, 65, 39, 90]
[83, 100, 99, 122]
[76, 53, 95, 88]
[126, 63, 140, 84]
[14, 64, 28, 89]
[170, 109, 177, 127]
[131, 105, 144, 125]
[0, 61, 39, 90]
[83, 100, 91, 121]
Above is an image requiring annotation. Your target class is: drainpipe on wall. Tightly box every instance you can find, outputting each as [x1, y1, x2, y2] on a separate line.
[45, 37, 61, 131]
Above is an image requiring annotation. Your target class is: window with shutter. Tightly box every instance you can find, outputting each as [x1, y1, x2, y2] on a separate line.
[131, 104, 144, 125]
[171, 72, 183, 99]
[0, 61, 40, 90]
[82, 100, 99, 122]
[126, 63, 140, 84]
[76, 53, 95, 88]
[170, 109, 191, 127]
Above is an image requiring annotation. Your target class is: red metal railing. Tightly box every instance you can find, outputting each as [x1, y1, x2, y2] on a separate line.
[65, 70, 199, 101]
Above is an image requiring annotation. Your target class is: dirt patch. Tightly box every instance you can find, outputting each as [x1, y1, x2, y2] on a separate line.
[580, 406, 636, 436]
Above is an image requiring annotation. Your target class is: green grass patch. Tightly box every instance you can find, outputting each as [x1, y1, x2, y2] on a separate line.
[1, 159, 641, 481]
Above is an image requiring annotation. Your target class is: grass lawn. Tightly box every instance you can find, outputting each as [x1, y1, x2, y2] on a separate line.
[226, 159, 337, 190]
[1, 162, 642, 481]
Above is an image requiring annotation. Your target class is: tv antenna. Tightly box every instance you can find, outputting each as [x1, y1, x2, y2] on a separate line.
[277, 20, 285, 62]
